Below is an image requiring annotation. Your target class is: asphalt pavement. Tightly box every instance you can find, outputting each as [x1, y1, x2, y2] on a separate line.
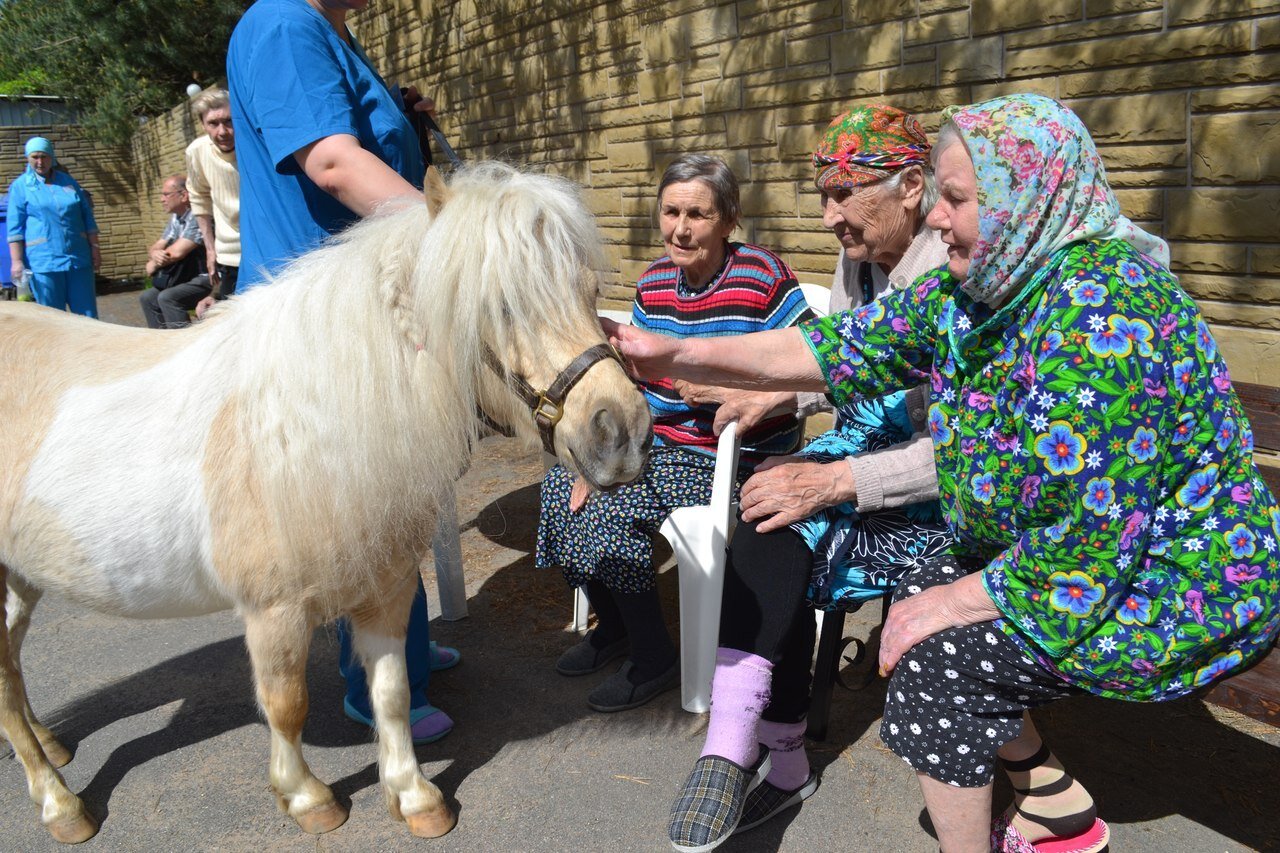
[0, 290, 1275, 852]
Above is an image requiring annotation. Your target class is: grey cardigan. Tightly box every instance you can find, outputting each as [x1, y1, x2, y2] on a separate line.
[797, 227, 949, 513]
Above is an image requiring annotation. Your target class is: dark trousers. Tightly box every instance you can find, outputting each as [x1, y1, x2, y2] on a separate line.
[215, 263, 238, 299]
[719, 519, 817, 724]
[140, 274, 212, 329]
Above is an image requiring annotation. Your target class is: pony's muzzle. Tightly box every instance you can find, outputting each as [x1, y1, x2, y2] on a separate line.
[571, 403, 650, 489]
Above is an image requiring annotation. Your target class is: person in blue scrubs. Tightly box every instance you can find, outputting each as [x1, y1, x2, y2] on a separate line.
[7, 137, 101, 317]
[228, 0, 456, 743]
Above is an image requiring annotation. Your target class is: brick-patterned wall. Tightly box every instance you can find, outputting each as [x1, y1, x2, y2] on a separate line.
[0, 127, 139, 279]
[131, 103, 202, 269]
[351, 0, 1280, 389]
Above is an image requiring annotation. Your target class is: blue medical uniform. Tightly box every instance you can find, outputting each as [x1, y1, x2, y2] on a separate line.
[227, 0, 435, 721]
[6, 170, 98, 317]
[227, 0, 424, 290]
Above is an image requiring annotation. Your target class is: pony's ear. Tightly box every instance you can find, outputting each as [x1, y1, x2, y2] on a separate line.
[424, 165, 451, 218]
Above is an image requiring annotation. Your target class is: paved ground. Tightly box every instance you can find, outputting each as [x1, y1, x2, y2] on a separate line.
[1, 291, 1276, 851]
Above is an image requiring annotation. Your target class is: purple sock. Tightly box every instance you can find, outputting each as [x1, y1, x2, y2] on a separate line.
[758, 718, 809, 790]
[699, 648, 772, 767]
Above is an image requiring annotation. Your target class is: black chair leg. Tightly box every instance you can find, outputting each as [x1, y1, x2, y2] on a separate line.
[806, 609, 846, 741]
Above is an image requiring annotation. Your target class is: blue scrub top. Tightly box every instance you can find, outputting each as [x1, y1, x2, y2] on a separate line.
[5, 171, 97, 273]
[227, 0, 425, 291]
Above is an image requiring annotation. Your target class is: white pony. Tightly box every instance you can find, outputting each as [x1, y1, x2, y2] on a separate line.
[0, 163, 651, 843]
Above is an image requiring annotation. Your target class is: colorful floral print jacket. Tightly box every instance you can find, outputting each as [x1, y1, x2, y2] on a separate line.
[802, 238, 1280, 701]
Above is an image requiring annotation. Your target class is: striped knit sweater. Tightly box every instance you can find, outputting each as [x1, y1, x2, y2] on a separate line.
[633, 241, 814, 462]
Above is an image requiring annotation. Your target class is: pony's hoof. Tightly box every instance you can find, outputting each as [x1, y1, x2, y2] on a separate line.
[42, 738, 73, 769]
[47, 812, 97, 844]
[295, 801, 348, 835]
[405, 805, 456, 838]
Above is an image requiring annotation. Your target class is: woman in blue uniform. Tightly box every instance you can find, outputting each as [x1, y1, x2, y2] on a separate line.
[7, 137, 100, 317]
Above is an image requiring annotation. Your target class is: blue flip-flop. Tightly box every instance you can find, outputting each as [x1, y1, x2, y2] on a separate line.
[343, 697, 454, 745]
[429, 641, 461, 672]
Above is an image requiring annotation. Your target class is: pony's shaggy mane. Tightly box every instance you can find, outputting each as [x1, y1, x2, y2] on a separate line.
[213, 163, 609, 583]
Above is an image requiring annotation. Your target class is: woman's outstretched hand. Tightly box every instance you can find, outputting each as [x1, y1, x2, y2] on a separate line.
[603, 317, 682, 381]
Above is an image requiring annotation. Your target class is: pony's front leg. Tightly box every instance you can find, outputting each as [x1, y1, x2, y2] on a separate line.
[242, 608, 348, 835]
[0, 565, 94, 843]
[353, 614, 456, 838]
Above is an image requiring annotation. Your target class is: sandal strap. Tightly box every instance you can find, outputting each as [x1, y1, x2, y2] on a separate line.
[999, 741, 1053, 773]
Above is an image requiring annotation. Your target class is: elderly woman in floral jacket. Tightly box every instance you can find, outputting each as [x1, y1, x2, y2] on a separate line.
[611, 94, 1278, 853]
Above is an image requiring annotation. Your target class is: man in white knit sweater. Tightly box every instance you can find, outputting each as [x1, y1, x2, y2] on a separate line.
[186, 88, 240, 319]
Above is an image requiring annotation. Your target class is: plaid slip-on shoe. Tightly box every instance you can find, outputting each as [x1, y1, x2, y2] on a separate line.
[733, 771, 820, 835]
[668, 749, 771, 853]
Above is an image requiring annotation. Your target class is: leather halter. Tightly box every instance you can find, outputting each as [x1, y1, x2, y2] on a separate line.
[482, 342, 624, 455]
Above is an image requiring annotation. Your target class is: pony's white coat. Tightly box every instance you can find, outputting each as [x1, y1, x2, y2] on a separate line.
[0, 162, 651, 843]
[21, 331, 232, 616]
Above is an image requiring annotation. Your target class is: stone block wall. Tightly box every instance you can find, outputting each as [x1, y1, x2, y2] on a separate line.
[351, 0, 1280, 390]
[131, 102, 203, 268]
[0, 127, 139, 280]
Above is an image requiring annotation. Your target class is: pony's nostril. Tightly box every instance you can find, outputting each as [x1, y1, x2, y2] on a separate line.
[592, 407, 625, 451]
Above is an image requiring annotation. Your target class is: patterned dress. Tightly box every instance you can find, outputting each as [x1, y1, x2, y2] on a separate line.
[537, 242, 812, 592]
[804, 238, 1280, 701]
[790, 392, 955, 611]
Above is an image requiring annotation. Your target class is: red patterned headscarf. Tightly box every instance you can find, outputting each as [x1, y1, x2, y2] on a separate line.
[813, 105, 931, 191]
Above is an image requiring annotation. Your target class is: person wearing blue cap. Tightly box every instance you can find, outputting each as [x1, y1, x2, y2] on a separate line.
[6, 137, 101, 317]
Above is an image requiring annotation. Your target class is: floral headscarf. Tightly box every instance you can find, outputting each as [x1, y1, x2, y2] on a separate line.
[813, 104, 931, 191]
[944, 94, 1169, 306]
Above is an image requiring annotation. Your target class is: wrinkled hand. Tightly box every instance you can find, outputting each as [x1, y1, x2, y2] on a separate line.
[568, 476, 595, 512]
[739, 456, 856, 533]
[673, 381, 795, 434]
[605, 319, 682, 381]
[148, 247, 170, 267]
[194, 295, 216, 320]
[877, 574, 999, 676]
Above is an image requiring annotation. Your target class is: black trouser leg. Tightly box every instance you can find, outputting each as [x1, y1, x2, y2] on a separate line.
[720, 518, 816, 724]
[584, 579, 626, 646]
[612, 586, 676, 681]
[216, 263, 238, 299]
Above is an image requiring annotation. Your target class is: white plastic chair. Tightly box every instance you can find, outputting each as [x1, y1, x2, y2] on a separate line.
[659, 421, 741, 713]
[433, 485, 468, 621]
[799, 281, 833, 316]
[572, 286, 829, 708]
[657, 282, 833, 711]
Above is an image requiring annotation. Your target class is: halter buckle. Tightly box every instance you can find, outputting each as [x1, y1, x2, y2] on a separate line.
[533, 393, 564, 427]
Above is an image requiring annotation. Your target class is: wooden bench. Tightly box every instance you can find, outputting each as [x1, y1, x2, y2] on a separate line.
[807, 380, 1280, 739]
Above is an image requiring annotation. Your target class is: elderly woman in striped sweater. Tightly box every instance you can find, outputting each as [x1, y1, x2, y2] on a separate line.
[536, 153, 813, 714]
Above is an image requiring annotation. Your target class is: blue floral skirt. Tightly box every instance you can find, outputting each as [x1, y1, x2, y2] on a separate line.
[791, 393, 955, 611]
